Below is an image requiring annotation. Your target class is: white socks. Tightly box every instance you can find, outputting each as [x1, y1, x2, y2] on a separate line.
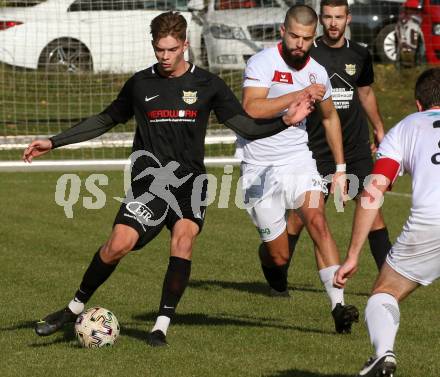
[365, 293, 400, 357]
[152, 315, 171, 336]
[68, 298, 85, 315]
[319, 265, 344, 310]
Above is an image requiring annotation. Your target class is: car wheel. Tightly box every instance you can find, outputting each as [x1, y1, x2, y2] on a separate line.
[375, 24, 397, 63]
[38, 38, 93, 73]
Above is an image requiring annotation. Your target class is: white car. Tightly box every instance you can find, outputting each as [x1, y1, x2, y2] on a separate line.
[0, 0, 201, 73]
[189, 0, 288, 72]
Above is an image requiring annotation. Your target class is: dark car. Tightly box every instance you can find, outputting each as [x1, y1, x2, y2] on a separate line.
[350, 0, 404, 62]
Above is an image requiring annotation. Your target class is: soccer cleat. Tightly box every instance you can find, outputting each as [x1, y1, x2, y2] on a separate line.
[331, 303, 359, 334]
[269, 288, 291, 298]
[146, 330, 168, 347]
[357, 351, 397, 377]
[35, 307, 78, 336]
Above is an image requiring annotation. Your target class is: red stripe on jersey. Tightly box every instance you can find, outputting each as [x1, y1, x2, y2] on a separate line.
[277, 42, 283, 57]
[371, 158, 401, 189]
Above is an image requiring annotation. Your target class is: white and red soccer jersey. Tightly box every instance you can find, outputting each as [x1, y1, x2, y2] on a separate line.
[236, 43, 332, 166]
[376, 109, 440, 226]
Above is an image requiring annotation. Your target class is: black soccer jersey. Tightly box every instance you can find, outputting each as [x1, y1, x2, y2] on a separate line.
[50, 63, 287, 177]
[308, 37, 374, 163]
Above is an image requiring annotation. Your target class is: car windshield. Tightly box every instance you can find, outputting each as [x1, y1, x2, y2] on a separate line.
[215, 0, 281, 10]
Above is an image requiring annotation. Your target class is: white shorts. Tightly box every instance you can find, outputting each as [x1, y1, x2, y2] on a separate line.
[386, 224, 440, 286]
[241, 162, 324, 242]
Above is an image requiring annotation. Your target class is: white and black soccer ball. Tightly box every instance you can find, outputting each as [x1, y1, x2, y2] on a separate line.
[75, 307, 120, 348]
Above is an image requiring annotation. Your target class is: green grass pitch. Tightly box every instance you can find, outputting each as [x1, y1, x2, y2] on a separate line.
[1, 168, 439, 377]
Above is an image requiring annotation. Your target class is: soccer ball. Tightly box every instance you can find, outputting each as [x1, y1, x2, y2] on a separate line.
[75, 307, 120, 348]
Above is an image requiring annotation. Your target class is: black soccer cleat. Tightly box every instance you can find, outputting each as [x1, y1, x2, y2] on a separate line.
[35, 307, 78, 336]
[331, 303, 359, 334]
[146, 330, 168, 347]
[357, 351, 397, 377]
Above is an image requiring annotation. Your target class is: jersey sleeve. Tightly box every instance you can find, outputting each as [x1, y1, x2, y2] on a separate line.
[243, 54, 272, 88]
[102, 77, 134, 123]
[322, 73, 332, 101]
[49, 113, 117, 149]
[376, 122, 405, 175]
[356, 50, 374, 87]
[212, 76, 246, 123]
[211, 76, 287, 140]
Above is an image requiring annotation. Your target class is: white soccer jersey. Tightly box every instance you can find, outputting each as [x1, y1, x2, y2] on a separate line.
[377, 109, 440, 226]
[236, 43, 332, 166]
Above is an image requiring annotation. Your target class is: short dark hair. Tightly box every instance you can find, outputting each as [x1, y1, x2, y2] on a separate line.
[415, 68, 440, 110]
[320, 0, 350, 15]
[284, 4, 318, 27]
[150, 11, 187, 42]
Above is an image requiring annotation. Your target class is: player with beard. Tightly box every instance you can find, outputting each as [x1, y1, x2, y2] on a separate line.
[238, 4, 360, 334]
[285, 0, 391, 278]
[24, 11, 312, 347]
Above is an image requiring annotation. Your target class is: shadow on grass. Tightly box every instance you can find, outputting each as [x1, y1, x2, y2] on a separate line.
[264, 369, 353, 377]
[0, 319, 76, 345]
[27, 323, 77, 348]
[0, 320, 35, 331]
[189, 279, 369, 298]
[130, 311, 334, 338]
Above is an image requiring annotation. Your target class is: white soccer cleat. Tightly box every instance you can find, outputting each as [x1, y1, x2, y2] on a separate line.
[357, 351, 397, 377]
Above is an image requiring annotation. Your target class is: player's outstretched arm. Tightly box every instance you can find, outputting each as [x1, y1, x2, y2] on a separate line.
[242, 84, 324, 119]
[223, 96, 314, 140]
[23, 139, 53, 163]
[214, 76, 314, 140]
[334, 174, 390, 288]
[22, 113, 119, 164]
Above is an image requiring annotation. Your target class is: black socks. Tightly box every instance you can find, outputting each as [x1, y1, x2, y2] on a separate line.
[158, 256, 191, 319]
[75, 249, 118, 303]
[368, 227, 392, 270]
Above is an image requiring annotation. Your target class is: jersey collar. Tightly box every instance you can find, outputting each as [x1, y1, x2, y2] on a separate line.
[151, 62, 195, 77]
[313, 36, 349, 49]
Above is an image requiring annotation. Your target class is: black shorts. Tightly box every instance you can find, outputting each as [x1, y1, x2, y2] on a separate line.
[113, 172, 208, 251]
[317, 157, 374, 200]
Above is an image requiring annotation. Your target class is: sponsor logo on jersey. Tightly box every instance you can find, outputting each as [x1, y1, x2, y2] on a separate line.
[145, 94, 159, 102]
[329, 73, 354, 110]
[147, 109, 198, 123]
[182, 90, 198, 104]
[345, 64, 356, 76]
[309, 73, 317, 84]
[272, 71, 293, 84]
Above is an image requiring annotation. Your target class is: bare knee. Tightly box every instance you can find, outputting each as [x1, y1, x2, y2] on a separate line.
[264, 243, 290, 266]
[171, 234, 194, 259]
[101, 229, 138, 263]
[308, 212, 330, 237]
[270, 252, 289, 266]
